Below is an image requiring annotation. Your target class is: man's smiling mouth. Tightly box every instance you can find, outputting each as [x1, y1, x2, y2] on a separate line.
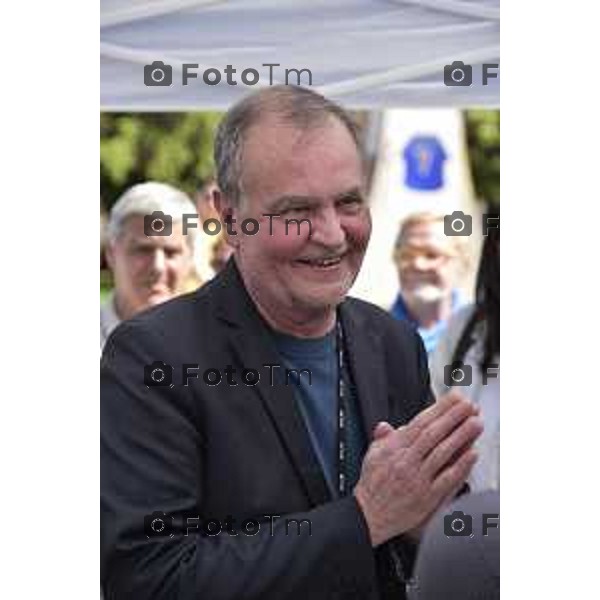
[295, 254, 345, 269]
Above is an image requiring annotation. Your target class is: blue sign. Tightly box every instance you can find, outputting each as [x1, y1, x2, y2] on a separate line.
[404, 135, 447, 191]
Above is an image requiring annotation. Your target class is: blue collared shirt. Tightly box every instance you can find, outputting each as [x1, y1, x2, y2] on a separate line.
[390, 289, 465, 355]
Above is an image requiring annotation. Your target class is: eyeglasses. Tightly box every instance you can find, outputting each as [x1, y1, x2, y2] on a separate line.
[395, 247, 455, 268]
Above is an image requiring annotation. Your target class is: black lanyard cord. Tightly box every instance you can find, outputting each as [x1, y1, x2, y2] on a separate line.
[336, 318, 349, 496]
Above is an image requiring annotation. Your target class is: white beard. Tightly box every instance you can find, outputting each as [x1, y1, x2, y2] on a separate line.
[405, 283, 448, 304]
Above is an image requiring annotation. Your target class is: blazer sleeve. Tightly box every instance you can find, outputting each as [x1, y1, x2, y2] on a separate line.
[101, 320, 379, 600]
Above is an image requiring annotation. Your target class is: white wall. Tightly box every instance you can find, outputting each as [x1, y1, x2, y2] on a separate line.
[351, 109, 482, 308]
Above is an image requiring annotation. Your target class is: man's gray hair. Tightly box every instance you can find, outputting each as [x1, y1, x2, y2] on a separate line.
[214, 85, 361, 207]
[107, 181, 197, 248]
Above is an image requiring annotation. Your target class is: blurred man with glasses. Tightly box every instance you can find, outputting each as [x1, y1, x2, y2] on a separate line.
[391, 212, 468, 355]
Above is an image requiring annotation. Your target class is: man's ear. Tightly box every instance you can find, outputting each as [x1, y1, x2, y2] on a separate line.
[105, 242, 116, 272]
[212, 187, 224, 216]
[213, 188, 240, 248]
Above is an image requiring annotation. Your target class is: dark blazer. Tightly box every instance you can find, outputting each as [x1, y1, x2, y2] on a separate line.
[101, 260, 433, 600]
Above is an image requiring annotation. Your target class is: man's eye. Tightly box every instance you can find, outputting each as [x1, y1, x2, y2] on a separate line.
[338, 197, 363, 211]
[282, 206, 310, 216]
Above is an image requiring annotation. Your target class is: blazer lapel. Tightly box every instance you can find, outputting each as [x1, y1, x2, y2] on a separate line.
[339, 300, 389, 442]
[213, 260, 331, 506]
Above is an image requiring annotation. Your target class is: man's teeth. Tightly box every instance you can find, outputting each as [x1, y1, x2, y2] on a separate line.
[301, 256, 342, 267]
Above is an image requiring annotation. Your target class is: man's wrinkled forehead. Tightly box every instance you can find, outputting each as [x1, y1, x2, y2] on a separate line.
[402, 221, 449, 249]
[244, 113, 355, 155]
[117, 214, 187, 247]
[239, 115, 364, 194]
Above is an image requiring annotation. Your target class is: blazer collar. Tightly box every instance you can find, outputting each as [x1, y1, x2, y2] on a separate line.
[338, 300, 389, 441]
[212, 259, 332, 505]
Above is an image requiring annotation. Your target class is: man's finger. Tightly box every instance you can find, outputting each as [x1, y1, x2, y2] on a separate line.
[411, 398, 479, 458]
[372, 421, 395, 441]
[430, 448, 478, 504]
[423, 416, 483, 478]
[400, 391, 466, 445]
[417, 476, 473, 534]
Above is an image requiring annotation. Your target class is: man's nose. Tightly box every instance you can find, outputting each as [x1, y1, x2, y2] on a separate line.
[412, 255, 431, 271]
[150, 249, 167, 274]
[311, 207, 346, 249]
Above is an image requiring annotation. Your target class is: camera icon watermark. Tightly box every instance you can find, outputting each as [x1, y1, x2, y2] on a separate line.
[144, 61, 173, 87]
[444, 363, 473, 387]
[144, 361, 174, 388]
[144, 511, 174, 538]
[444, 362, 499, 387]
[144, 211, 172, 237]
[444, 211, 472, 236]
[443, 212, 499, 237]
[443, 62, 499, 87]
[444, 61, 473, 87]
[443, 510, 499, 537]
[444, 510, 473, 537]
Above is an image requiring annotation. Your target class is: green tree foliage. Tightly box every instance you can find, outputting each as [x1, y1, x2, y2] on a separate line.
[464, 110, 500, 206]
[100, 110, 500, 209]
[100, 112, 222, 209]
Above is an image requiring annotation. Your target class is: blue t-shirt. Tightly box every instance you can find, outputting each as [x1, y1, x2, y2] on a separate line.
[404, 135, 447, 190]
[271, 329, 339, 492]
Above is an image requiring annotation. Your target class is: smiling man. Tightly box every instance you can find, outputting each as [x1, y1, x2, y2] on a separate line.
[101, 182, 199, 348]
[101, 87, 482, 600]
[391, 213, 468, 355]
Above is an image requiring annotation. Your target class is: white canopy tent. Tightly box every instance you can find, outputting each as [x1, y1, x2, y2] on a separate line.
[101, 0, 499, 109]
